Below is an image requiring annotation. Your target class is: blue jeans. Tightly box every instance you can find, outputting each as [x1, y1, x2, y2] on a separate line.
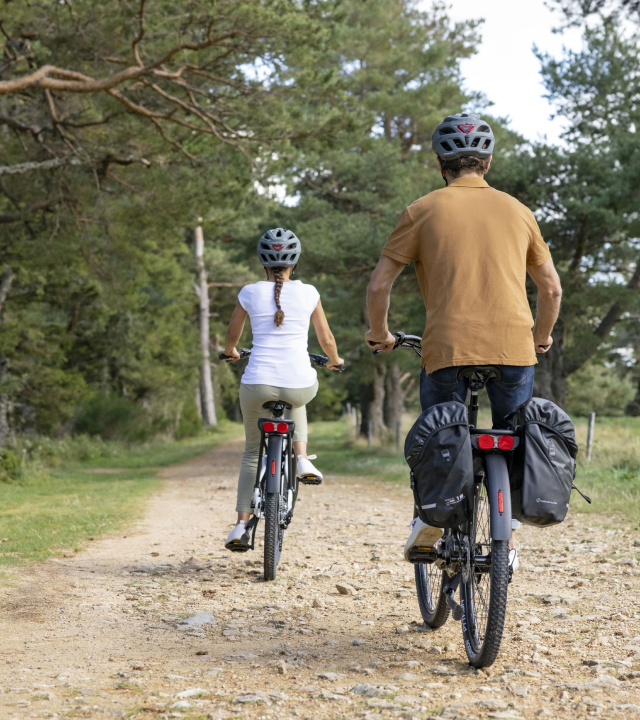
[419, 365, 535, 430]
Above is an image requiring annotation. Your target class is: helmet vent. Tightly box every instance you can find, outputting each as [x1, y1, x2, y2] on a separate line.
[478, 125, 490, 132]
[439, 127, 456, 135]
[482, 139, 492, 150]
[260, 253, 269, 262]
[269, 253, 277, 261]
[275, 229, 282, 237]
[281, 254, 288, 261]
[453, 138, 464, 148]
[441, 140, 452, 152]
[260, 242, 270, 250]
[470, 137, 480, 147]
[287, 243, 297, 249]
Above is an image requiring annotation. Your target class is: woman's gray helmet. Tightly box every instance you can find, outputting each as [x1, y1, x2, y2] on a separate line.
[257, 228, 301, 267]
[432, 113, 495, 159]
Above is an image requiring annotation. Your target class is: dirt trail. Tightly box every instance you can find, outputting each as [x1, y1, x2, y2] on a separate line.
[0, 439, 639, 720]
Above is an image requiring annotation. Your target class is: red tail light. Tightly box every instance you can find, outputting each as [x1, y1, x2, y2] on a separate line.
[276, 422, 289, 434]
[498, 435, 514, 450]
[271, 460, 276, 474]
[478, 435, 494, 450]
[263, 421, 275, 433]
[498, 490, 504, 513]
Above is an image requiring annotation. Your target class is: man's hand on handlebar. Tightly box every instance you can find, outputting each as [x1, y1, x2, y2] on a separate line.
[364, 329, 396, 353]
[533, 333, 553, 354]
[327, 356, 345, 371]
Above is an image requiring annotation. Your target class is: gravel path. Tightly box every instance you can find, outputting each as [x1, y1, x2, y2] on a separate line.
[0, 438, 639, 719]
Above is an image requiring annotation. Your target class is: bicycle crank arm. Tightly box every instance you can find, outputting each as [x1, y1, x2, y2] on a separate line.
[484, 453, 512, 542]
[443, 574, 462, 621]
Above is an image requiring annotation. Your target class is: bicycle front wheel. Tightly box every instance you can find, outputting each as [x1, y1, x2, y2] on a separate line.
[263, 492, 283, 581]
[415, 561, 450, 628]
[460, 479, 509, 667]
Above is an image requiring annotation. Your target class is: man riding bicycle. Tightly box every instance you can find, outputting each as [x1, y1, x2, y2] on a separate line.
[365, 113, 562, 570]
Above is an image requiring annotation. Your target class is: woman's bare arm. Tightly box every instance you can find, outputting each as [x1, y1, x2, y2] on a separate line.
[311, 299, 344, 370]
[224, 301, 248, 360]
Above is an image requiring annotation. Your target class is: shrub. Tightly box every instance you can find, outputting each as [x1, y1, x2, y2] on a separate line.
[566, 363, 636, 417]
[0, 448, 22, 483]
[75, 393, 153, 442]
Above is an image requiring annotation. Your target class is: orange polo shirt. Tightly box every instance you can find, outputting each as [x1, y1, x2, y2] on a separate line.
[381, 176, 551, 374]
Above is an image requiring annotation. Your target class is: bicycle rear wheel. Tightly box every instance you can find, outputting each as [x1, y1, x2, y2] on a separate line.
[263, 492, 283, 581]
[415, 561, 450, 628]
[460, 478, 509, 667]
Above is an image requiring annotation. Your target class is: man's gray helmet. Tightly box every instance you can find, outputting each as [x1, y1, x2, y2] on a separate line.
[257, 228, 301, 267]
[432, 113, 495, 159]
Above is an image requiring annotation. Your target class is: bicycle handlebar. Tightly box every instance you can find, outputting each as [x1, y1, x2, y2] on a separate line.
[367, 331, 422, 358]
[219, 349, 345, 372]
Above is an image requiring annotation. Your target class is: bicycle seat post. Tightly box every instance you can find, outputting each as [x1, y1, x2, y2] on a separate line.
[468, 384, 480, 429]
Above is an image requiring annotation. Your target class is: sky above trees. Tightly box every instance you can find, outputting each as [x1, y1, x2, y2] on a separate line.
[438, 0, 583, 144]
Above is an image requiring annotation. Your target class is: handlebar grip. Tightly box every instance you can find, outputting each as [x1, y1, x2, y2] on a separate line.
[329, 363, 346, 372]
[218, 352, 232, 361]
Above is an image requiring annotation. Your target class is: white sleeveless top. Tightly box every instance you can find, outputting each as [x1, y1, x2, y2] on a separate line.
[238, 280, 320, 388]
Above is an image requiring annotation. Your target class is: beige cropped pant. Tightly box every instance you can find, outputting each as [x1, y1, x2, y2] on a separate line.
[236, 381, 318, 513]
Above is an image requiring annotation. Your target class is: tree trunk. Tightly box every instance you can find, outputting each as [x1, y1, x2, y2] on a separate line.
[533, 322, 567, 407]
[359, 365, 387, 438]
[370, 364, 387, 437]
[194, 226, 217, 427]
[0, 268, 15, 449]
[383, 363, 405, 431]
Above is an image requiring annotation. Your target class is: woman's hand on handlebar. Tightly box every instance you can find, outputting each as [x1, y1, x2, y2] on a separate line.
[364, 329, 396, 352]
[327, 356, 345, 371]
[222, 347, 241, 362]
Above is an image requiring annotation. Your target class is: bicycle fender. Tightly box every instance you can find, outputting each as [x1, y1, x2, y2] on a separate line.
[484, 453, 512, 541]
[265, 435, 283, 494]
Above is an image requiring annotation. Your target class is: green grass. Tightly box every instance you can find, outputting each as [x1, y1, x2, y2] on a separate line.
[309, 413, 640, 522]
[0, 421, 243, 569]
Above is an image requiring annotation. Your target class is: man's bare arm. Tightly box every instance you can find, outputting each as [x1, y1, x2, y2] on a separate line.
[365, 255, 406, 351]
[527, 257, 562, 354]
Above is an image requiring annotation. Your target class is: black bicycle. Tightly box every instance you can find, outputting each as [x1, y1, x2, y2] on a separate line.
[370, 332, 516, 667]
[220, 349, 344, 580]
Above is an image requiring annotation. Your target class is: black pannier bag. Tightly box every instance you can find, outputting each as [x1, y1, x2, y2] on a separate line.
[507, 398, 579, 527]
[404, 399, 474, 528]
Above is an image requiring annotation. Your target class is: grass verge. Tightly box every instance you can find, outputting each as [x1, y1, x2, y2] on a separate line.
[0, 421, 242, 569]
[309, 414, 640, 522]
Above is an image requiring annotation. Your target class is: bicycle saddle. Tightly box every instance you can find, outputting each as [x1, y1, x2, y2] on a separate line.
[457, 366, 502, 387]
[262, 400, 293, 411]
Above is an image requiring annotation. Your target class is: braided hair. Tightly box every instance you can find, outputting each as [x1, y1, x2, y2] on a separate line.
[273, 267, 285, 327]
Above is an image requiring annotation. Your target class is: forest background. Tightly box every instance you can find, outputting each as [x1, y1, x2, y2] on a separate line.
[1, 0, 640, 459]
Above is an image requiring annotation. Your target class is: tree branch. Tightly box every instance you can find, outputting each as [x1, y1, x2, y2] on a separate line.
[594, 259, 640, 338]
[0, 155, 80, 176]
[0, 197, 64, 224]
[132, 0, 148, 66]
[0, 29, 245, 95]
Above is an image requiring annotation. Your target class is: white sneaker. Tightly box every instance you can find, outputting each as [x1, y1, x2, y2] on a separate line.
[509, 547, 520, 572]
[297, 454, 323, 481]
[404, 517, 443, 561]
[225, 522, 248, 552]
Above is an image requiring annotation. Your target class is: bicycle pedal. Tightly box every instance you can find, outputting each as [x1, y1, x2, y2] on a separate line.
[298, 474, 322, 486]
[225, 540, 250, 553]
[407, 545, 437, 564]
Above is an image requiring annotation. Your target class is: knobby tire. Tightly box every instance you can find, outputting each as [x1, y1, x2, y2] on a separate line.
[415, 562, 450, 628]
[263, 492, 282, 581]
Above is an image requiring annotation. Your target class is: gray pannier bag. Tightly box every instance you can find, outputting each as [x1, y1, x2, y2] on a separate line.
[507, 398, 583, 527]
[404, 399, 474, 528]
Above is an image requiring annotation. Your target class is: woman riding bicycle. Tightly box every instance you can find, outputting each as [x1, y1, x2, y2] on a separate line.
[222, 228, 344, 550]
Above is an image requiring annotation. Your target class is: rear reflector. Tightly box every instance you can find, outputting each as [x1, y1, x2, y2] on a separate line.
[498, 435, 515, 450]
[263, 421, 275, 433]
[271, 460, 276, 474]
[276, 422, 289, 434]
[498, 489, 504, 513]
[478, 434, 494, 450]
